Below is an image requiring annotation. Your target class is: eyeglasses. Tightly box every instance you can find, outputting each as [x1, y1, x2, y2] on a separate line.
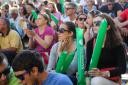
[93, 21, 101, 26]
[58, 28, 70, 33]
[16, 71, 29, 81]
[78, 18, 87, 21]
[65, 8, 74, 10]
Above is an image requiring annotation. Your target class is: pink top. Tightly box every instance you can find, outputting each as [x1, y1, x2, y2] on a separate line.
[34, 26, 55, 53]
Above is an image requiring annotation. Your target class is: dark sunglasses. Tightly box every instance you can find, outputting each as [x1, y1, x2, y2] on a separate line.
[58, 28, 70, 33]
[0, 67, 10, 78]
[16, 71, 29, 81]
[93, 21, 101, 26]
[78, 18, 86, 21]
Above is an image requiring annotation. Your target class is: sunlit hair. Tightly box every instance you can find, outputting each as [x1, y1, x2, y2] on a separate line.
[48, 2, 59, 13]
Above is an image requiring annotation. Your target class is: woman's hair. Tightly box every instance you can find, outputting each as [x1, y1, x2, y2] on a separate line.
[76, 13, 87, 29]
[26, 3, 35, 9]
[40, 13, 50, 25]
[89, 10, 102, 18]
[48, 2, 59, 13]
[63, 21, 76, 39]
[99, 13, 123, 48]
[20, 5, 27, 16]
[76, 13, 87, 20]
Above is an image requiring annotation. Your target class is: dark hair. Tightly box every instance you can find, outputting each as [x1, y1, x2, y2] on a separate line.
[26, 3, 35, 9]
[0, 53, 8, 65]
[107, 0, 114, 3]
[99, 13, 123, 48]
[64, 21, 76, 39]
[76, 13, 87, 20]
[12, 50, 44, 73]
[21, 5, 27, 16]
[40, 13, 50, 25]
[89, 10, 102, 18]
[0, 18, 10, 36]
[65, 2, 77, 10]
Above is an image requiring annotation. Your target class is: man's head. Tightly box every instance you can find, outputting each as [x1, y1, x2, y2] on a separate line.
[0, 53, 10, 85]
[10, 7, 18, 19]
[0, 18, 10, 36]
[65, 2, 77, 16]
[12, 50, 44, 85]
[107, 0, 114, 10]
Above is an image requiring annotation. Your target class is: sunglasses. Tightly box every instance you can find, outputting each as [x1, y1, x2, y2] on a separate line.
[65, 8, 74, 10]
[0, 67, 10, 78]
[58, 28, 70, 33]
[16, 71, 29, 81]
[93, 21, 101, 26]
[78, 18, 86, 21]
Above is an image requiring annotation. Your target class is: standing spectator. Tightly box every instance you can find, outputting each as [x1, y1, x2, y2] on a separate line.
[26, 13, 55, 65]
[86, 14, 127, 85]
[99, 0, 123, 18]
[12, 50, 73, 85]
[0, 18, 23, 64]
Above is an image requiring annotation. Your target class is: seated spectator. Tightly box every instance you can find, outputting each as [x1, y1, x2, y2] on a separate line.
[9, 7, 25, 39]
[83, 0, 97, 14]
[75, 13, 88, 45]
[116, 8, 128, 46]
[61, 2, 77, 23]
[84, 10, 102, 46]
[26, 13, 55, 65]
[47, 22, 84, 85]
[12, 50, 73, 85]
[0, 18, 23, 64]
[99, 0, 123, 18]
[0, 52, 20, 85]
[86, 14, 127, 85]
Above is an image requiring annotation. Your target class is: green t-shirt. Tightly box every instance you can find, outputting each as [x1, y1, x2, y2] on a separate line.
[8, 68, 21, 85]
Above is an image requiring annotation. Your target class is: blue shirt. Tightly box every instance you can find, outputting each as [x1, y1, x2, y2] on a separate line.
[42, 72, 73, 85]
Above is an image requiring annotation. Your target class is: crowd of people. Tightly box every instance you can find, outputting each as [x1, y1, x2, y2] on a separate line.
[0, 0, 128, 85]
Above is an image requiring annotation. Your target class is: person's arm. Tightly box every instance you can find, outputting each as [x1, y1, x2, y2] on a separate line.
[47, 43, 58, 71]
[28, 37, 35, 49]
[0, 48, 17, 52]
[116, 16, 128, 28]
[34, 34, 53, 49]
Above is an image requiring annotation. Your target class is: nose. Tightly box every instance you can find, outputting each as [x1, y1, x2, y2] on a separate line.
[0, 74, 6, 81]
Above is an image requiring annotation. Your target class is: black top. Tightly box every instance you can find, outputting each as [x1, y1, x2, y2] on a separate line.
[99, 3, 123, 17]
[86, 37, 127, 77]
